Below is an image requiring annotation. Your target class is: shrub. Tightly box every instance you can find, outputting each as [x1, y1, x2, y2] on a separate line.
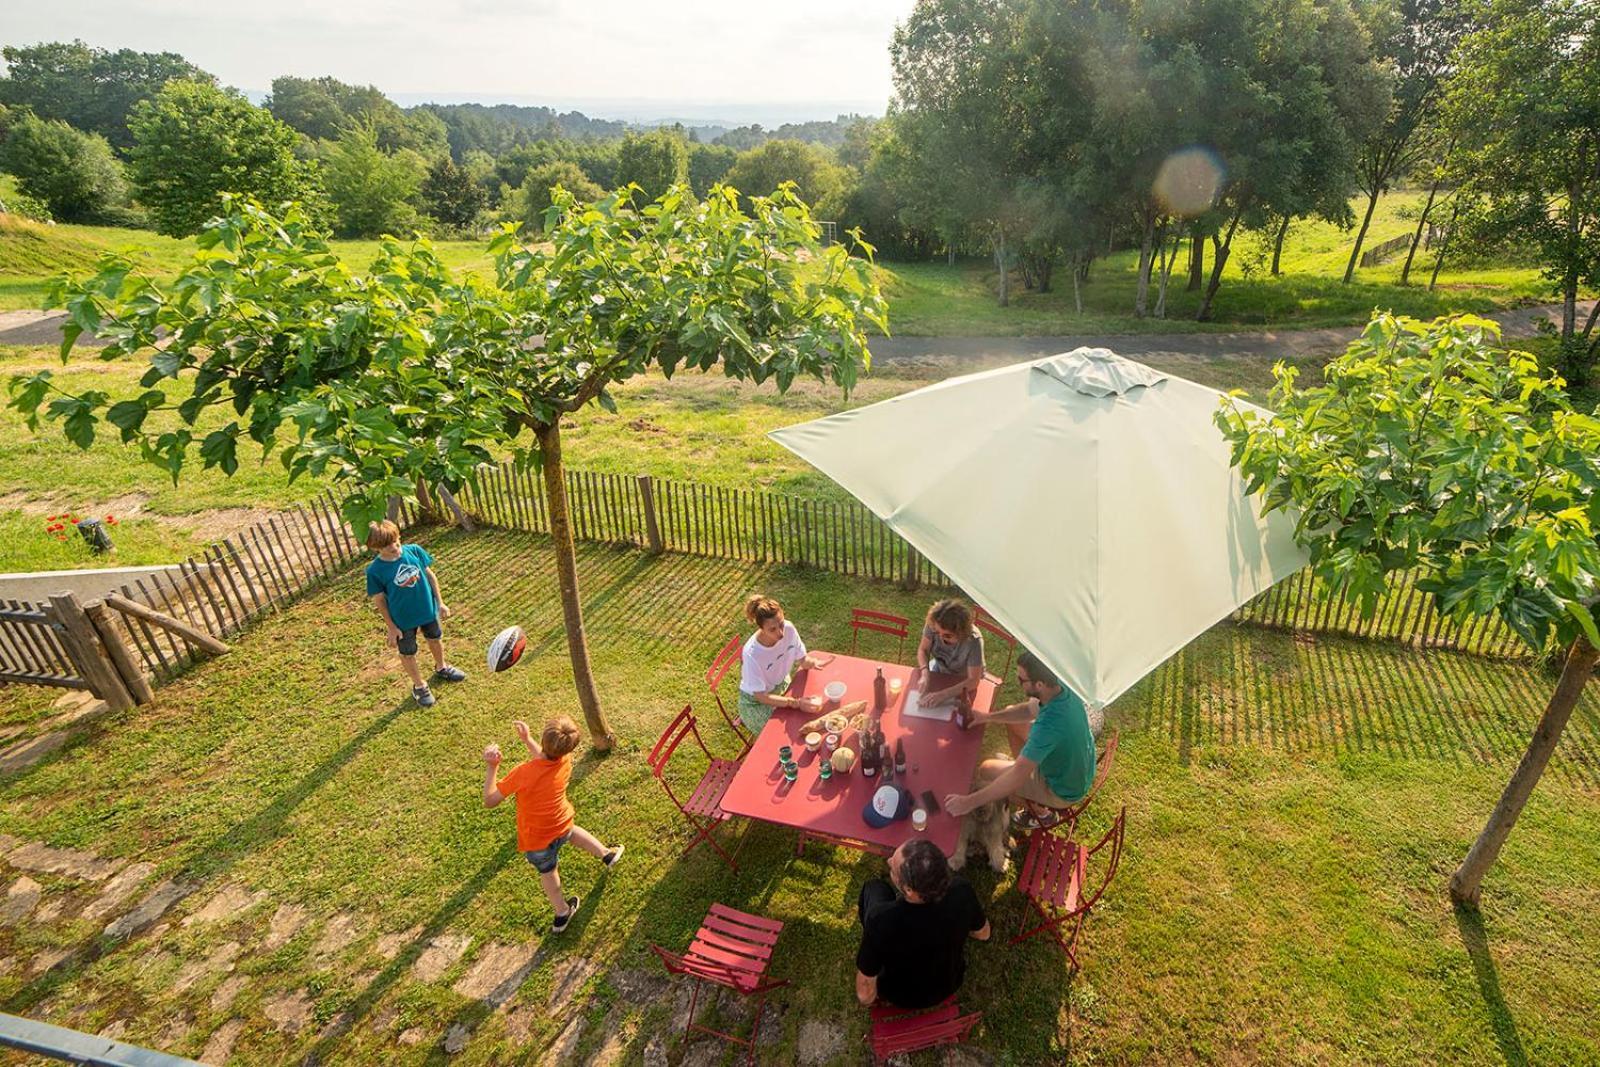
[0, 113, 127, 222]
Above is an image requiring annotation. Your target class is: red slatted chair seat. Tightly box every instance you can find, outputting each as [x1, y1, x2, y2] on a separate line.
[1017, 834, 1085, 912]
[683, 758, 740, 820]
[653, 903, 788, 1062]
[868, 998, 982, 1063]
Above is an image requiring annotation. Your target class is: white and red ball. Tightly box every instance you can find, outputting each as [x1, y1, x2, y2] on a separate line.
[487, 625, 527, 673]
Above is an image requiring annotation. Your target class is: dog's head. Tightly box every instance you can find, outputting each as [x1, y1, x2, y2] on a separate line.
[967, 799, 1007, 831]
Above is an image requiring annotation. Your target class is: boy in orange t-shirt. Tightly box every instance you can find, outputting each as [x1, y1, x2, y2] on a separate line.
[483, 717, 623, 933]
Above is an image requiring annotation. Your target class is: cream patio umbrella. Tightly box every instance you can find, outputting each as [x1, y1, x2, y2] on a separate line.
[769, 348, 1308, 707]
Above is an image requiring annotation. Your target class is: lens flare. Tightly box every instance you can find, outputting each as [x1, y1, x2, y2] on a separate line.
[1153, 147, 1225, 217]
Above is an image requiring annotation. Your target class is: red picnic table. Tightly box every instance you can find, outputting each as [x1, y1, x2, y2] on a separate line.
[718, 652, 998, 857]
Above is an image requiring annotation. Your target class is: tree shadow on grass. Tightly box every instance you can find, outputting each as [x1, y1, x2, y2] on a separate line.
[1136, 625, 1600, 789]
[1453, 904, 1528, 1067]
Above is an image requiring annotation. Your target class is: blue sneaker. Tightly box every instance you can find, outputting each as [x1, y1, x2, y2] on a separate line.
[434, 664, 467, 683]
[413, 685, 437, 708]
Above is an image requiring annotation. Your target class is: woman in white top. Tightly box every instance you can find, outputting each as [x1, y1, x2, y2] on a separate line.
[737, 593, 824, 734]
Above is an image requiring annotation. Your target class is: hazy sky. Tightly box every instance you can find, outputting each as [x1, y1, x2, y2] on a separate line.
[0, 0, 919, 122]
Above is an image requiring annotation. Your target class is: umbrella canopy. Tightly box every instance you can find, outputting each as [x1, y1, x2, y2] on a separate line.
[769, 348, 1308, 707]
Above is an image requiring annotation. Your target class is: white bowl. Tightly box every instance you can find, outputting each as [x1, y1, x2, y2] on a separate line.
[824, 681, 847, 702]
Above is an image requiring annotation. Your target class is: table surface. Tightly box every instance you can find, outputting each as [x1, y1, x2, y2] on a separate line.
[718, 652, 997, 856]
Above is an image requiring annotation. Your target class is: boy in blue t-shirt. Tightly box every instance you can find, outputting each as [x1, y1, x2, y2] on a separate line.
[364, 520, 466, 707]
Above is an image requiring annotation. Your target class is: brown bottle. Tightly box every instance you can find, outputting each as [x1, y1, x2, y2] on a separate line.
[873, 667, 887, 712]
[894, 737, 907, 776]
[955, 688, 973, 730]
[861, 728, 879, 777]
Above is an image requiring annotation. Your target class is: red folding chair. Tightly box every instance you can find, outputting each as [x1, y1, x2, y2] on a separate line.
[868, 997, 983, 1064]
[652, 903, 788, 1063]
[1012, 806, 1126, 970]
[850, 608, 911, 662]
[1031, 730, 1119, 836]
[705, 635, 753, 757]
[648, 705, 744, 869]
[974, 607, 1018, 681]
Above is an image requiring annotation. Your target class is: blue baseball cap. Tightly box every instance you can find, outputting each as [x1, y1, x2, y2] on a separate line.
[862, 785, 913, 829]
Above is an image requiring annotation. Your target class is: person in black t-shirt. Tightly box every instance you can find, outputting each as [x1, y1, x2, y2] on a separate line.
[855, 838, 991, 1010]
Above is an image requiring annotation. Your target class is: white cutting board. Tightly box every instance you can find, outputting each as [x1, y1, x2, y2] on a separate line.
[901, 687, 955, 722]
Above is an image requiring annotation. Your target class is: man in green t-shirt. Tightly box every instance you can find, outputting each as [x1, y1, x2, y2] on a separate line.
[944, 651, 1096, 827]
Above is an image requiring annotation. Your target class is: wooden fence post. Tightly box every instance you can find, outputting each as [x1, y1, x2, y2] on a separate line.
[901, 544, 922, 591]
[637, 475, 664, 555]
[46, 592, 134, 712]
[83, 599, 155, 706]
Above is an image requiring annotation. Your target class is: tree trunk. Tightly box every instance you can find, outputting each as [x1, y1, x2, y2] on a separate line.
[1195, 211, 1241, 322]
[1562, 180, 1581, 345]
[1401, 175, 1443, 286]
[1070, 254, 1083, 313]
[1271, 215, 1291, 276]
[1429, 198, 1462, 291]
[1037, 257, 1052, 294]
[1154, 231, 1178, 318]
[414, 477, 435, 517]
[1343, 187, 1381, 283]
[992, 231, 1009, 308]
[1187, 226, 1204, 291]
[1450, 635, 1598, 907]
[947, 244, 955, 266]
[1134, 214, 1156, 317]
[535, 421, 616, 751]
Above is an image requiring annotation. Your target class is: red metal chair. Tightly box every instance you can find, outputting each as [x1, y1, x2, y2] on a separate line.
[974, 606, 1018, 681]
[648, 705, 744, 869]
[868, 997, 983, 1064]
[1032, 729, 1120, 837]
[705, 635, 753, 757]
[850, 608, 911, 662]
[652, 903, 788, 1063]
[1012, 806, 1126, 970]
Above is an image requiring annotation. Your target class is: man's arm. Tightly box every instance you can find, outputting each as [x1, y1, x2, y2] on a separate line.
[482, 745, 505, 808]
[855, 970, 878, 1006]
[425, 566, 449, 618]
[944, 756, 1038, 816]
[371, 593, 401, 645]
[971, 698, 1038, 727]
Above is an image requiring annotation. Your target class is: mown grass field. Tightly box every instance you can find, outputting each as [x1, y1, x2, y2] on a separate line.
[1, 191, 1571, 335]
[1, 529, 1596, 1064]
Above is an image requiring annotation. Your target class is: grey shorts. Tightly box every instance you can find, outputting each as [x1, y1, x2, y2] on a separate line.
[525, 832, 571, 874]
[396, 618, 442, 656]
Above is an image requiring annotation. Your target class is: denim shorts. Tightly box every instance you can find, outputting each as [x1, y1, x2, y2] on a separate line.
[524, 832, 571, 874]
[396, 618, 442, 656]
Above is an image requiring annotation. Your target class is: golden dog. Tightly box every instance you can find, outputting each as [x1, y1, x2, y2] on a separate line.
[950, 798, 1010, 874]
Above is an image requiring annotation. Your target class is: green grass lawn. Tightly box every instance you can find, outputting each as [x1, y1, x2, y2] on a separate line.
[0, 528, 1596, 1064]
[882, 191, 1564, 336]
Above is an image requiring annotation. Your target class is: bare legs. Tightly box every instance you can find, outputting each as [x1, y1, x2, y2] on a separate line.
[540, 825, 615, 918]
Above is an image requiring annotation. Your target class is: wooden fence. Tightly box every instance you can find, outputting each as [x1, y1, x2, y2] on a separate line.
[1359, 233, 1413, 268]
[457, 461, 1531, 660]
[0, 489, 422, 709]
[0, 463, 1533, 711]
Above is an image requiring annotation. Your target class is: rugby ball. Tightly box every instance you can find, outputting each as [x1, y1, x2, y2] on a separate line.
[487, 625, 527, 673]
